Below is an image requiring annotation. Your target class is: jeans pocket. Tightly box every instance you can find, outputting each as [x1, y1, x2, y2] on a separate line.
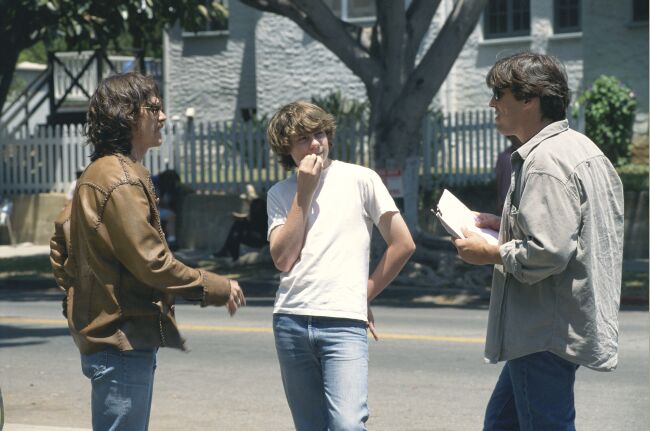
[81, 350, 113, 381]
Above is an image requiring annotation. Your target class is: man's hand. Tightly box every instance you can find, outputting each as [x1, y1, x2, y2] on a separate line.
[473, 212, 501, 231]
[296, 154, 323, 201]
[367, 304, 379, 341]
[226, 280, 246, 316]
[452, 228, 502, 265]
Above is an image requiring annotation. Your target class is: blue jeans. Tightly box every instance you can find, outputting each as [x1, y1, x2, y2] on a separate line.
[484, 351, 580, 431]
[81, 347, 157, 431]
[273, 314, 369, 431]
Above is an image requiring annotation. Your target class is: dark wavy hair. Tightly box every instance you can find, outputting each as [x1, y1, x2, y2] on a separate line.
[486, 52, 570, 122]
[266, 101, 336, 170]
[85, 73, 161, 161]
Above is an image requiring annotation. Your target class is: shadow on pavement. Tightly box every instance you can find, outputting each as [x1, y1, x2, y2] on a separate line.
[0, 324, 69, 348]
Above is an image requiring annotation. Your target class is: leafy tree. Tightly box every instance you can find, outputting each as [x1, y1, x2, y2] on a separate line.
[0, 0, 227, 113]
[238, 0, 487, 230]
[574, 75, 637, 166]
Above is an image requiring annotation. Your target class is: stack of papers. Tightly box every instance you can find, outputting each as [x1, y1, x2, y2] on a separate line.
[432, 189, 499, 245]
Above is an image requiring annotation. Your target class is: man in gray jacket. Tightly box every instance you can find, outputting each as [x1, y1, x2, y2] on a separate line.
[453, 53, 624, 430]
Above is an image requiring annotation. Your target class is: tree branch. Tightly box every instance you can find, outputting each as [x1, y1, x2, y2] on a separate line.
[397, 0, 487, 115]
[238, 0, 381, 86]
[404, 0, 441, 71]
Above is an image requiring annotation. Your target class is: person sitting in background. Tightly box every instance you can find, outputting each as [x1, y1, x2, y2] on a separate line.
[495, 136, 522, 213]
[214, 197, 268, 261]
[152, 169, 182, 250]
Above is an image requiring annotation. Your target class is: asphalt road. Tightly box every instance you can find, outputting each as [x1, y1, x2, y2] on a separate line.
[0, 288, 648, 431]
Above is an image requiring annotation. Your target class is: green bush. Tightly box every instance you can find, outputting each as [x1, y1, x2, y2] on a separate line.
[574, 76, 637, 165]
[311, 90, 368, 123]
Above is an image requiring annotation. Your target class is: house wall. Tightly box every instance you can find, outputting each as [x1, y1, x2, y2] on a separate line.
[165, 0, 644, 131]
[165, 1, 367, 123]
[444, 1, 583, 113]
[582, 0, 649, 134]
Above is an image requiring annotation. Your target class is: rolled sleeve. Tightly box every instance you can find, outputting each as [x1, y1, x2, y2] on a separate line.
[500, 173, 581, 284]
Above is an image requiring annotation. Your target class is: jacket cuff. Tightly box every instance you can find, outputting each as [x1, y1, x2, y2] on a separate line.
[200, 270, 232, 307]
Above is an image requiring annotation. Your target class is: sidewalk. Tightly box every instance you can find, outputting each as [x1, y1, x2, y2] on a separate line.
[0, 244, 50, 259]
[3, 425, 90, 431]
[0, 243, 647, 307]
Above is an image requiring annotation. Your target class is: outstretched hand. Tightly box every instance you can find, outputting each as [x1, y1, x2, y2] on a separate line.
[226, 280, 246, 316]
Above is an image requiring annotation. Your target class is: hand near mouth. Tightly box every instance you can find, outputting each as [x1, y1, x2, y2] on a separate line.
[296, 154, 323, 201]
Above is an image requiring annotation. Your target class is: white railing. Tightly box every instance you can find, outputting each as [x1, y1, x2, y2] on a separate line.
[53, 51, 163, 103]
[0, 110, 510, 196]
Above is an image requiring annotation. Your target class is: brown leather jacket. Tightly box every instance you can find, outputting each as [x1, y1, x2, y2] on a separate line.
[50, 154, 231, 354]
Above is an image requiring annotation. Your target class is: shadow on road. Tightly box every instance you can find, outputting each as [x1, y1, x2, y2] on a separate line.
[0, 324, 69, 348]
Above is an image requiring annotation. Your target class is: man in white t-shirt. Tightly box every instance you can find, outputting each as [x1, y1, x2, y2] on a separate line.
[266, 101, 416, 430]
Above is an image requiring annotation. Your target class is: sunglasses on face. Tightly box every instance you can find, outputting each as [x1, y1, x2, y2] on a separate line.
[492, 87, 505, 101]
[143, 104, 162, 115]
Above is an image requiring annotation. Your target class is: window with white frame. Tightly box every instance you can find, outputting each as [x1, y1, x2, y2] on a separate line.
[632, 0, 649, 22]
[554, 0, 581, 33]
[323, 0, 376, 24]
[483, 0, 530, 39]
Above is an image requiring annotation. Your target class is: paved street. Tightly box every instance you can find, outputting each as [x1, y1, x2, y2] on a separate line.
[1, 287, 648, 430]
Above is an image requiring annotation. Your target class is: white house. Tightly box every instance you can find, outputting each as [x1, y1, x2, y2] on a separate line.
[163, 0, 648, 140]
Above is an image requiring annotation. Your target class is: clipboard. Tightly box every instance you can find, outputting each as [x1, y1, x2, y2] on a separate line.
[432, 189, 499, 245]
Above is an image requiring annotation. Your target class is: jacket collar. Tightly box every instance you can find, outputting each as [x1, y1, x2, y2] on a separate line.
[115, 153, 151, 179]
[513, 119, 569, 161]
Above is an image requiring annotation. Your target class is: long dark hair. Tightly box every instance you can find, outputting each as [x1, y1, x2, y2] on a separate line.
[85, 73, 161, 161]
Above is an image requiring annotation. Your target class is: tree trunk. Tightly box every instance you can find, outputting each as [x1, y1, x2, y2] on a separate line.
[0, 49, 20, 115]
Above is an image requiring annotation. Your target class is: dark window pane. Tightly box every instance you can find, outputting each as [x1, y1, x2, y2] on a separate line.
[554, 0, 581, 32]
[633, 0, 649, 22]
[348, 0, 375, 18]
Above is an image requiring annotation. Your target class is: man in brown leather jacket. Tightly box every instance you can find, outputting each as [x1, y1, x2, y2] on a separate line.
[50, 72, 245, 431]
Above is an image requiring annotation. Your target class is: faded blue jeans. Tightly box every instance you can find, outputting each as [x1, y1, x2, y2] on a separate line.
[484, 351, 580, 431]
[81, 347, 157, 431]
[273, 314, 369, 431]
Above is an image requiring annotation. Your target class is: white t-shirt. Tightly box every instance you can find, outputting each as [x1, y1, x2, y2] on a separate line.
[267, 160, 399, 321]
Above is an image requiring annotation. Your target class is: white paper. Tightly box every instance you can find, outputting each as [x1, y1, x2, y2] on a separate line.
[433, 189, 499, 245]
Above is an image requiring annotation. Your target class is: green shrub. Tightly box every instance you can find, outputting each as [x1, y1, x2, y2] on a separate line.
[574, 76, 637, 165]
[311, 90, 368, 123]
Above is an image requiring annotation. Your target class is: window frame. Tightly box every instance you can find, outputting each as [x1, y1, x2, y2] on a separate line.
[483, 0, 531, 40]
[554, 0, 581, 34]
[323, 0, 376, 25]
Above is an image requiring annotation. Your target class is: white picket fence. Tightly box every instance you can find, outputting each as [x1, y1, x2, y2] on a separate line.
[0, 111, 510, 196]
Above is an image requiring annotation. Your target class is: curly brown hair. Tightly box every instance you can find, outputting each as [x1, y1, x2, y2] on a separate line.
[85, 73, 161, 161]
[266, 101, 336, 170]
[486, 52, 570, 122]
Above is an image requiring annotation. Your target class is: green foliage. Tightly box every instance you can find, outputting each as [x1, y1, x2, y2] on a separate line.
[7, 75, 27, 103]
[617, 163, 649, 192]
[311, 90, 369, 123]
[574, 76, 637, 165]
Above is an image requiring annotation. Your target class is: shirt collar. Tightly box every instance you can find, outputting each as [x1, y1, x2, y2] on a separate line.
[513, 119, 569, 161]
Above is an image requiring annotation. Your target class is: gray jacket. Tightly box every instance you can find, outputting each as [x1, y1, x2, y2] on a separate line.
[485, 120, 624, 371]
